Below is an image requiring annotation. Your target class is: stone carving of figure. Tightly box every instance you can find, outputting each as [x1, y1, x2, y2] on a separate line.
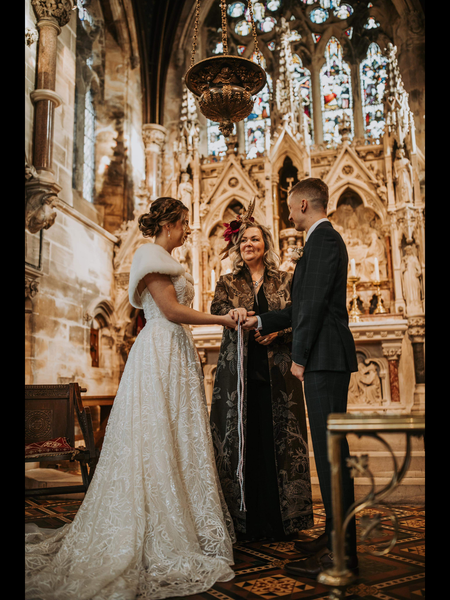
[175, 235, 193, 275]
[332, 205, 387, 282]
[401, 244, 423, 315]
[360, 224, 386, 280]
[178, 172, 193, 216]
[208, 229, 229, 287]
[393, 148, 413, 205]
[279, 246, 296, 273]
[349, 360, 382, 405]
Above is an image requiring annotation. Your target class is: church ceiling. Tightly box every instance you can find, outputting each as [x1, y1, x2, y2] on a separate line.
[132, 0, 189, 124]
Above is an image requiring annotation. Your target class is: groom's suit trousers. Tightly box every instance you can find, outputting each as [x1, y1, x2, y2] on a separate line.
[304, 370, 357, 557]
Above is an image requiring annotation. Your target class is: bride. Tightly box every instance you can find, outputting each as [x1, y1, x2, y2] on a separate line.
[25, 197, 237, 600]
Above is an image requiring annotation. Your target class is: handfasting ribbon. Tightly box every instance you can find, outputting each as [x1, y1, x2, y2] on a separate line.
[236, 315, 246, 512]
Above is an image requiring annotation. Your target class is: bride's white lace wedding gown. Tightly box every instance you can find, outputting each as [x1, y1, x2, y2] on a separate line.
[25, 243, 235, 600]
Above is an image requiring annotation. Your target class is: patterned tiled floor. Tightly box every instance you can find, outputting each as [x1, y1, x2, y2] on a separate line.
[25, 499, 425, 599]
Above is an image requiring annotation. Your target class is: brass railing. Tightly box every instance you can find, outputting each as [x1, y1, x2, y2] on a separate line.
[317, 413, 425, 598]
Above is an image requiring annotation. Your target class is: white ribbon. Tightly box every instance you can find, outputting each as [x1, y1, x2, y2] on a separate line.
[236, 316, 246, 512]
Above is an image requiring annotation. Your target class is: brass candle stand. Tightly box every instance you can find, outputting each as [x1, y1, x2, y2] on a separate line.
[373, 280, 387, 314]
[348, 276, 362, 322]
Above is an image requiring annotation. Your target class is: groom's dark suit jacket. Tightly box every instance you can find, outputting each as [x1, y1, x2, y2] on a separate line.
[260, 221, 357, 373]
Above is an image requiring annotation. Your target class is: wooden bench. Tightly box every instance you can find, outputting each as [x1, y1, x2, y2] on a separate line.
[25, 383, 99, 497]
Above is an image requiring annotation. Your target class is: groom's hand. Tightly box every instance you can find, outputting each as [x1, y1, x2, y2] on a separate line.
[241, 315, 258, 330]
[229, 308, 255, 325]
[291, 361, 305, 382]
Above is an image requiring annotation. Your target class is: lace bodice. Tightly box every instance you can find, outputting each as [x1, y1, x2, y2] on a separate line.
[140, 274, 195, 322]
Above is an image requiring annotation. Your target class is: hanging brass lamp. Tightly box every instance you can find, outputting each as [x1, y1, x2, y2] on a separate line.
[184, 0, 267, 137]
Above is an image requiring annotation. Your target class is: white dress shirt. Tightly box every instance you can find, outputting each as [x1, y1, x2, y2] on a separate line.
[256, 218, 330, 367]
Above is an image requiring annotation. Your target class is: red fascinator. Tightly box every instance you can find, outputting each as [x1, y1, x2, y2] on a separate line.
[220, 196, 256, 259]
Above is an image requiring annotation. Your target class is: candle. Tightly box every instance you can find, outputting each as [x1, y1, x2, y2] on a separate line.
[350, 259, 356, 277]
[210, 269, 215, 291]
[374, 258, 380, 282]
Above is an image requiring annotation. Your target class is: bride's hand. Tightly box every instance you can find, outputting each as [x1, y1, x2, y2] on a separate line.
[221, 313, 237, 329]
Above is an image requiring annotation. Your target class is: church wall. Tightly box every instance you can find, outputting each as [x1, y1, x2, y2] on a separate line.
[25, 0, 145, 396]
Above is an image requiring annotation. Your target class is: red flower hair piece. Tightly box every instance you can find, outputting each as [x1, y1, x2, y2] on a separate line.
[219, 197, 257, 258]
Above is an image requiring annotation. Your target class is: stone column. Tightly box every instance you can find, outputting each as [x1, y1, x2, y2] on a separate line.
[350, 63, 364, 140]
[310, 56, 323, 147]
[30, 1, 72, 176]
[272, 175, 280, 249]
[382, 343, 402, 403]
[26, 1, 74, 234]
[407, 316, 425, 413]
[142, 124, 167, 201]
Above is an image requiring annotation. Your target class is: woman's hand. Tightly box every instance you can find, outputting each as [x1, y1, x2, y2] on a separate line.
[254, 331, 278, 345]
[229, 308, 255, 325]
[221, 313, 237, 329]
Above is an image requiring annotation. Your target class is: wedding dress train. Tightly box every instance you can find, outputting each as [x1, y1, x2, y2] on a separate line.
[25, 243, 235, 600]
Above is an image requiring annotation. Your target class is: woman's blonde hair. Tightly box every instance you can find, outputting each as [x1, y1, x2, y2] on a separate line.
[228, 222, 280, 278]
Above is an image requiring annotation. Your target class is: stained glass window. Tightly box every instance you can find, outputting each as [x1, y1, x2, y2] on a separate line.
[258, 16, 277, 32]
[83, 87, 96, 202]
[319, 0, 341, 7]
[237, 45, 246, 55]
[267, 41, 276, 51]
[235, 20, 252, 36]
[360, 43, 387, 142]
[288, 29, 302, 42]
[227, 2, 246, 18]
[244, 53, 271, 159]
[292, 54, 314, 143]
[310, 8, 329, 23]
[364, 16, 380, 29]
[267, 0, 281, 10]
[333, 3, 353, 19]
[252, 2, 266, 22]
[320, 37, 353, 146]
[207, 121, 235, 159]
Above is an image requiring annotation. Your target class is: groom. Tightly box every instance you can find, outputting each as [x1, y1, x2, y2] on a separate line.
[241, 178, 358, 578]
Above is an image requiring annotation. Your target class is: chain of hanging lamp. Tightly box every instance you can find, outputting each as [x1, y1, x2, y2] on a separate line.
[191, 0, 262, 66]
[185, 0, 266, 136]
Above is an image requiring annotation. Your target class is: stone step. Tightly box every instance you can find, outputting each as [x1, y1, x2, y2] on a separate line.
[25, 468, 85, 499]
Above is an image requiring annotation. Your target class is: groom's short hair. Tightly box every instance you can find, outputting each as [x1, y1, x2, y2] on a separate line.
[290, 178, 329, 212]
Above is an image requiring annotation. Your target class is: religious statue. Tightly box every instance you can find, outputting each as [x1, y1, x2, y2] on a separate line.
[208, 229, 226, 288]
[393, 147, 413, 205]
[401, 244, 423, 315]
[178, 172, 193, 216]
[279, 246, 296, 273]
[331, 204, 387, 282]
[349, 360, 382, 405]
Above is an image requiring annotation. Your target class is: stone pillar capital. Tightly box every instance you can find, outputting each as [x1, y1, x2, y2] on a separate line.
[407, 315, 425, 343]
[31, 0, 74, 30]
[142, 124, 167, 153]
[381, 342, 402, 361]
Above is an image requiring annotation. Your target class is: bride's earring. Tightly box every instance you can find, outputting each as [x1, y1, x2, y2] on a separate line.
[168, 227, 171, 239]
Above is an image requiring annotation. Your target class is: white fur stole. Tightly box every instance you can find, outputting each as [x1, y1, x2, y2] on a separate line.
[128, 242, 192, 308]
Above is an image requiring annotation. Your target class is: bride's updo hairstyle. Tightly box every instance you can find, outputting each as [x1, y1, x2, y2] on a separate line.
[138, 197, 188, 238]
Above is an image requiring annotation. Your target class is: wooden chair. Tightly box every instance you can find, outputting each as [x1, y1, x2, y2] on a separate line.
[25, 383, 99, 497]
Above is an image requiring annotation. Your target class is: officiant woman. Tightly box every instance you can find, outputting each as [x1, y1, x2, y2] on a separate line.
[209, 215, 314, 542]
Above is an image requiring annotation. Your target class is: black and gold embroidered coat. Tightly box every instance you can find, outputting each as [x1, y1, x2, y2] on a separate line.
[209, 266, 314, 534]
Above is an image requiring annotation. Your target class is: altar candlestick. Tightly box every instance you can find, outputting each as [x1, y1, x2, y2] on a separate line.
[374, 258, 380, 282]
[211, 269, 215, 291]
[350, 259, 356, 278]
